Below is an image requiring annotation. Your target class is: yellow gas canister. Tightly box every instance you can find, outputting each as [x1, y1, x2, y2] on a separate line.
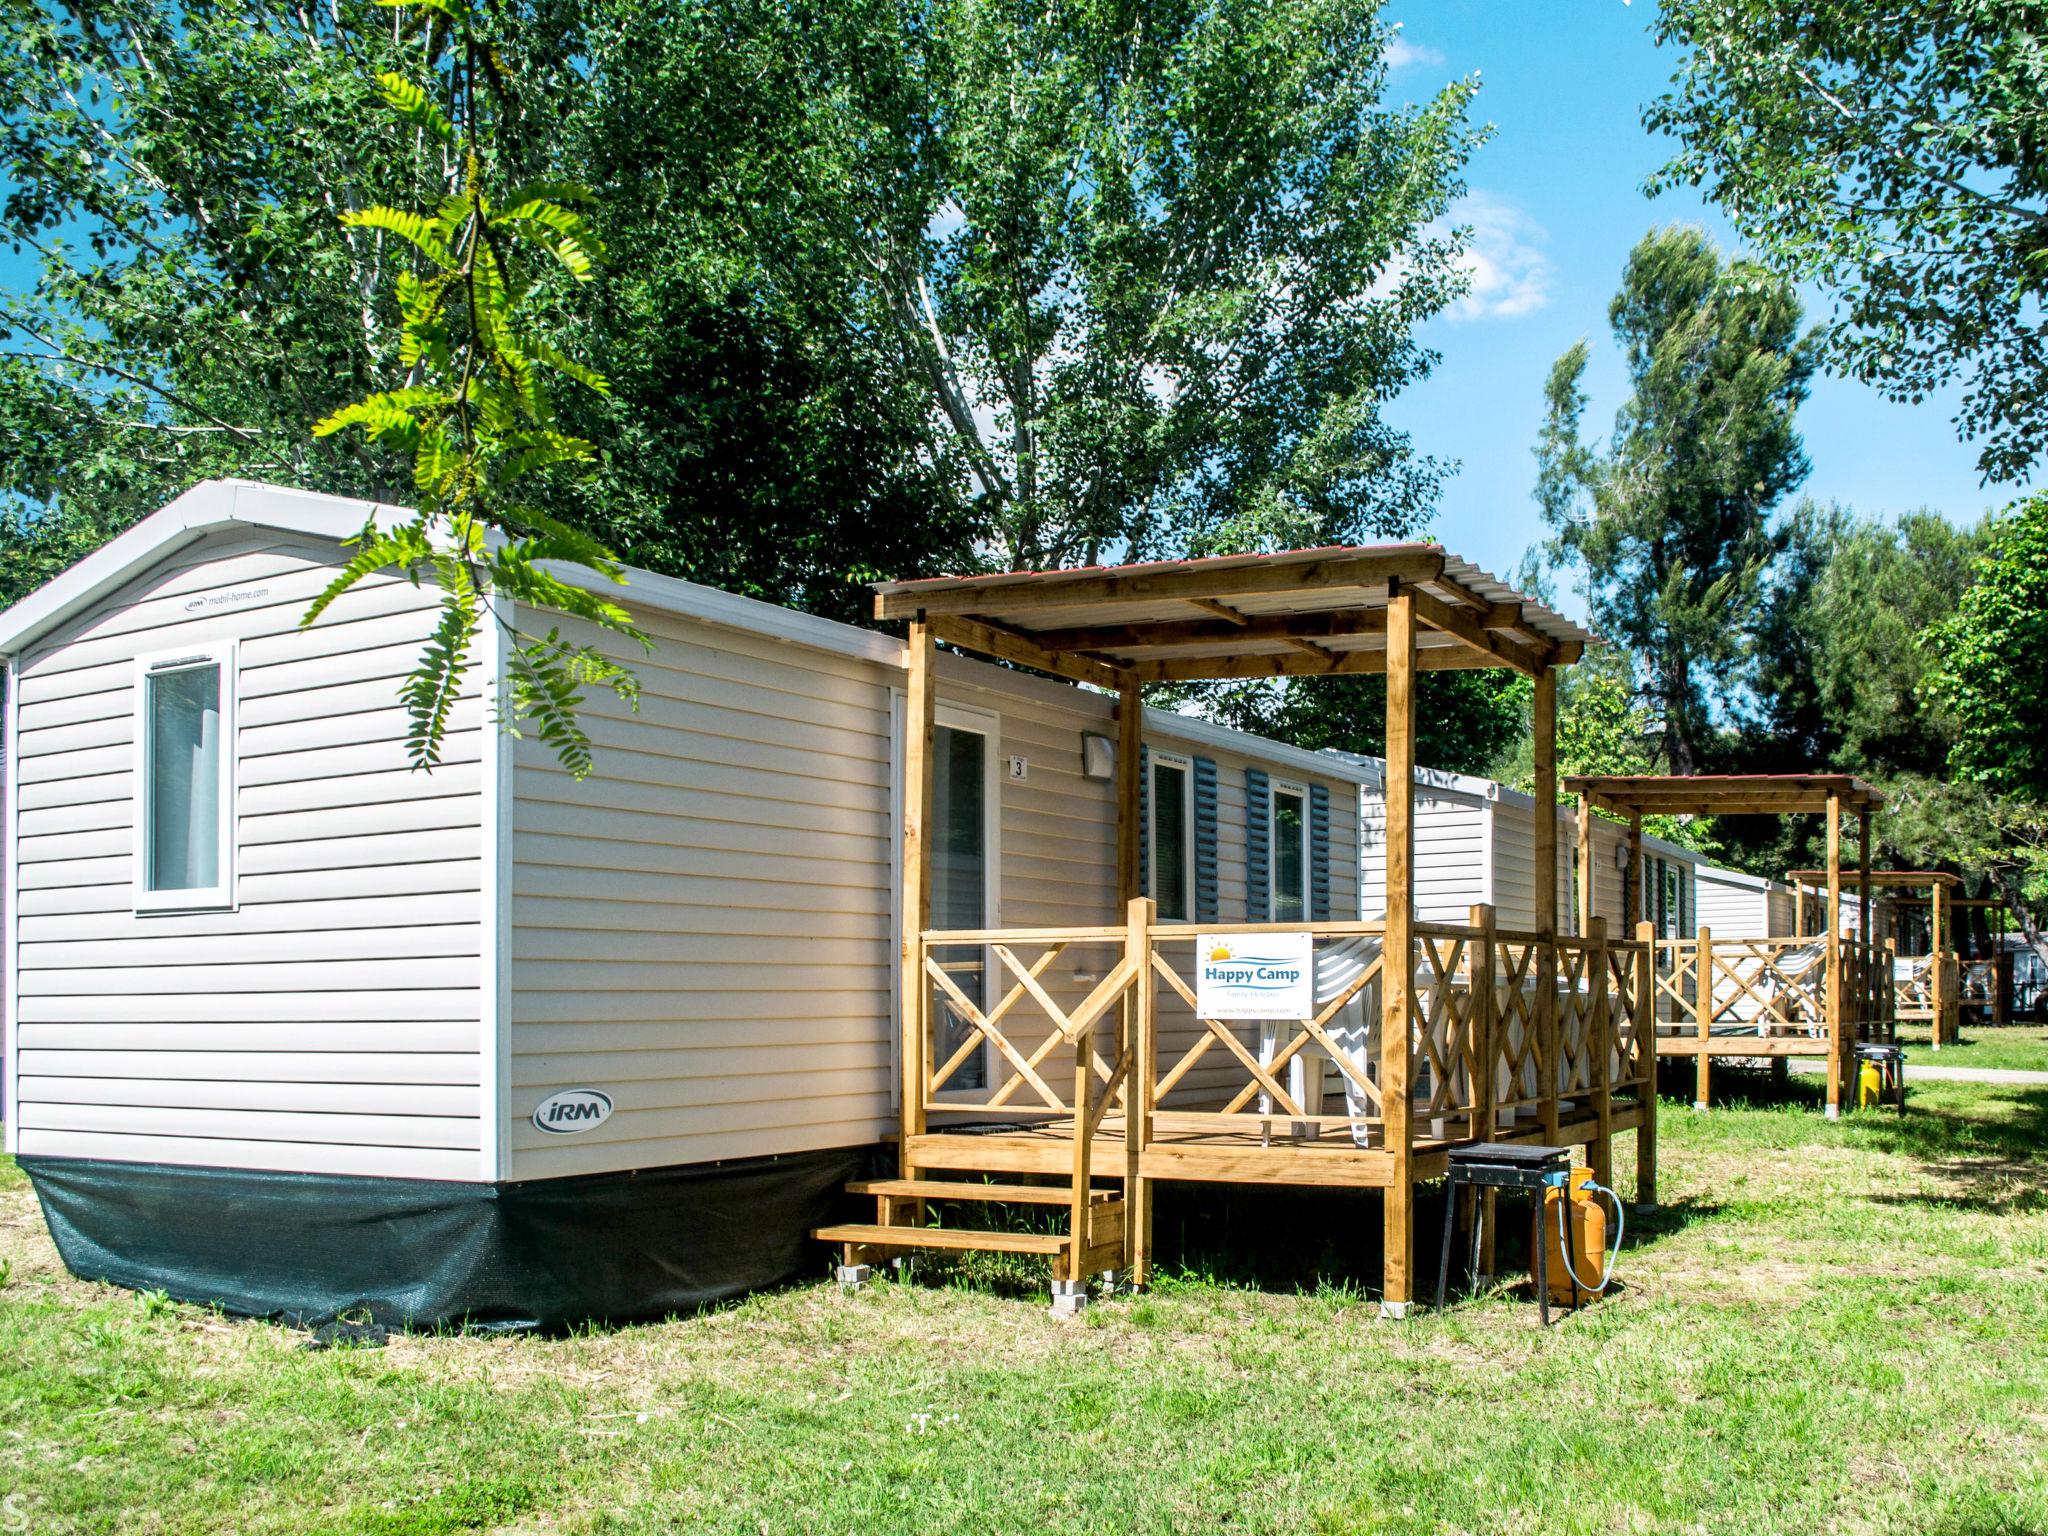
[1532, 1165, 1607, 1306]
[1858, 1058, 1883, 1109]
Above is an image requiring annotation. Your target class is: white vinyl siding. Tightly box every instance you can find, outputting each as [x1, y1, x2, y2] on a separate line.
[506, 602, 901, 1180]
[1360, 779, 1489, 922]
[8, 532, 485, 1178]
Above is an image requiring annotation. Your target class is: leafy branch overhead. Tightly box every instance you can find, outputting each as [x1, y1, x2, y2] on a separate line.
[307, 0, 645, 778]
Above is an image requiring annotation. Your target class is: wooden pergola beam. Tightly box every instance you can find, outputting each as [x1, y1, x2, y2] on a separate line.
[873, 549, 1448, 620]
[926, 616, 1123, 689]
[1024, 607, 1390, 655]
[1407, 588, 1553, 676]
[1125, 641, 1513, 684]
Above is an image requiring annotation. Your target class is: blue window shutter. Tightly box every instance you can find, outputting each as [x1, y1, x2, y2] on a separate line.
[1137, 745, 1150, 898]
[1245, 767, 1269, 921]
[1194, 757, 1219, 922]
[1310, 783, 1331, 922]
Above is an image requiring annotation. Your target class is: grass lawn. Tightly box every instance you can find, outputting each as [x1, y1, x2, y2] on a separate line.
[1895, 1022, 2048, 1073]
[3, 1081, 2046, 1536]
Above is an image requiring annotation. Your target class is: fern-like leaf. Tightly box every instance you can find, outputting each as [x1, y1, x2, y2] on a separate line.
[377, 71, 455, 144]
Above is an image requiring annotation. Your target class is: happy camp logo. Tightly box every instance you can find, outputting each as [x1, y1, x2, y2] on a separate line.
[1199, 944, 1304, 990]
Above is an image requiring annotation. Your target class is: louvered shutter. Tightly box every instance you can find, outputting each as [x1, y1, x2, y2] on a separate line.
[1193, 757, 1219, 922]
[1245, 768, 1269, 920]
[1137, 745, 1150, 898]
[1309, 783, 1331, 922]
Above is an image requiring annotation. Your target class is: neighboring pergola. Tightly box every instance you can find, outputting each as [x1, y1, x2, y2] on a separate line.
[1788, 869, 1965, 1045]
[1562, 774, 1885, 1115]
[870, 544, 1595, 1302]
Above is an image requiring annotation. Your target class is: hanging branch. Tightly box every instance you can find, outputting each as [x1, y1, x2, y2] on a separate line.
[307, 0, 645, 778]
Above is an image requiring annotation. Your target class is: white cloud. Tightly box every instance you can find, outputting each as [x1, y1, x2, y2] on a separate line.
[1445, 193, 1553, 321]
[1383, 30, 1444, 71]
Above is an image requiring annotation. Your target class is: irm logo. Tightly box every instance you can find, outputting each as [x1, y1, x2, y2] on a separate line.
[532, 1088, 615, 1135]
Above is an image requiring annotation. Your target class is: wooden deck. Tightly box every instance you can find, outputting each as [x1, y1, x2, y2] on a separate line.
[820, 907, 1657, 1312]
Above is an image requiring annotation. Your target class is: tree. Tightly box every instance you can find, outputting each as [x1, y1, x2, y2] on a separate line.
[1203, 671, 1532, 780]
[1923, 494, 2048, 802]
[1490, 645, 1707, 848]
[824, 0, 1483, 568]
[1533, 225, 1816, 774]
[0, 0, 971, 631]
[1751, 503, 1987, 780]
[307, 0, 647, 777]
[1647, 0, 2048, 486]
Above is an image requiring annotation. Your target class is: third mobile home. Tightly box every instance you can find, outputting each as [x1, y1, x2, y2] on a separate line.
[1346, 757, 1701, 938]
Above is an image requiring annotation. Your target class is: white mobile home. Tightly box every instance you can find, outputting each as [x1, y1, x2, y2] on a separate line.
[1, 481, 1376, 1326]
[1347, 757, 1699, 937]
[1693, 863, 1796, 940]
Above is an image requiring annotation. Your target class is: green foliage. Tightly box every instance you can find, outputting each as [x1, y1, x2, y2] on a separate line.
[1492, 647, 1704, 847]
[1194, 670, 1532, 780]
[0, 0, 975, 632]
[1923, 494, 2048, 802]
[1648, 0, 2048, 485]
[305, 0, 645, 775]
[1749, 502, 1988, 779]
[804, 0, 1482, 567]
[1534, 225, 1817, 776]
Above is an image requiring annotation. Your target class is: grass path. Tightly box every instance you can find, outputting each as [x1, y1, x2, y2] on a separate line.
[2, 1082, 2045, 1535]
[1897, 1022, 2048, 1074]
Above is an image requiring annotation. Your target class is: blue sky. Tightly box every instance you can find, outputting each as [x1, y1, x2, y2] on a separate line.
[1385, 2, 2009, 620]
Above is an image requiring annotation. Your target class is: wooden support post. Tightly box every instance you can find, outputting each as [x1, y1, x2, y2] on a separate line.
[1858, 812, 1873, 1036]
[1124, 895, 1154, 1287]
[1381, 587, 1417, 1317]
[900, 622, 937, 1174]
[1115, 675, 1143, 905]
[1589, 916, 1613, 1189]
[1824, 792, 1844, 1118]
[1931, 881, 1949, 1049]
[1067, 1014, 1093, 1285]
[1574, 792, 1592, 938]
[1534, 670, 1561, 1148]
[1695, 926, 1713, 1111]
[1634, 920, 1658, 1210]
[1469, 903, 1497, 1146]
[1116, 678, 1149, 1285]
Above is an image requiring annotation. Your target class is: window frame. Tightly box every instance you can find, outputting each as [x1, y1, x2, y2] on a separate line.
[1268, 777, 1311, 923]
[132, 640, 238, 914]
[1147, 750, 1195, 922]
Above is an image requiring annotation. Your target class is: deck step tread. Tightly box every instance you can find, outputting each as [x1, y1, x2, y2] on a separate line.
[814, 1223, 1070, 1255]
[848, 1178, 1117, 1205]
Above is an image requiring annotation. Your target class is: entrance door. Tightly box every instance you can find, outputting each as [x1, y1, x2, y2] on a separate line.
[928, 706, 998, 1094]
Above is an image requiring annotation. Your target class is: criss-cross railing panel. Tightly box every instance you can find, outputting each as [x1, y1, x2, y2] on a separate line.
[1606, 943, 1651, 1096]
[1146, 924, 1390, 1139]
[1488, 935, 1545, 1126]
[921, 927, 1136, 1116]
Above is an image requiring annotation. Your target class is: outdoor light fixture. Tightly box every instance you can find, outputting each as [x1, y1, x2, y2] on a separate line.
[1081, 732, 1115, 781]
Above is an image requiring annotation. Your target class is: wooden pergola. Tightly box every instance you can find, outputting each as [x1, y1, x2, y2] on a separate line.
[1789, 869, 1964, 1045]
[834, 544, 1614, 1314]
[1563, 775, 1885, 1116]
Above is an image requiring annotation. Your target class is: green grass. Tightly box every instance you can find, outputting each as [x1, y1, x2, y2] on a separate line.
[1896, 1021, 2048, 1073]
[3, 1084, 2046, 1535]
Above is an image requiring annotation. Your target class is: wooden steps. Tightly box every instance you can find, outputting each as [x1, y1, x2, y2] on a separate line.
[811, 1223, 1070, 1256]
[845, 1178, 1118, 1206]
[816, 1172, 1128, 1296]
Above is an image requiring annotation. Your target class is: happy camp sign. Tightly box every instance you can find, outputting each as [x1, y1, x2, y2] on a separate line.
[1194, 932, 1315, 1020]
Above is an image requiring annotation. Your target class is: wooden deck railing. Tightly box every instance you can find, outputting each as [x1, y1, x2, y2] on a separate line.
[1646, 934, 1894, 1040]
[1894, 948, 1962, 1042]
[916, 906, 1651, 1157]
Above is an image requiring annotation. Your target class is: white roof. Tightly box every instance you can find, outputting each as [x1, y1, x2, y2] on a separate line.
[0, 480, 1387, 791]
[0, 480, 898, 667]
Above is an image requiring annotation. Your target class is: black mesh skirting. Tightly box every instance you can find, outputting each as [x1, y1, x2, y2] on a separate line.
[19, 1146, 875, 1331]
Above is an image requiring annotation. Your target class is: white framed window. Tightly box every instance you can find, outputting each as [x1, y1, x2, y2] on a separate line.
[1269, 778, 1309, 923]
[133, 641, 237, 913]
[1148, 751, 1194, 922]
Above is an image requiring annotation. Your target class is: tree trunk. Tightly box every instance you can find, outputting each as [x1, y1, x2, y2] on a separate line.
[1988, 865, 2048, 970]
